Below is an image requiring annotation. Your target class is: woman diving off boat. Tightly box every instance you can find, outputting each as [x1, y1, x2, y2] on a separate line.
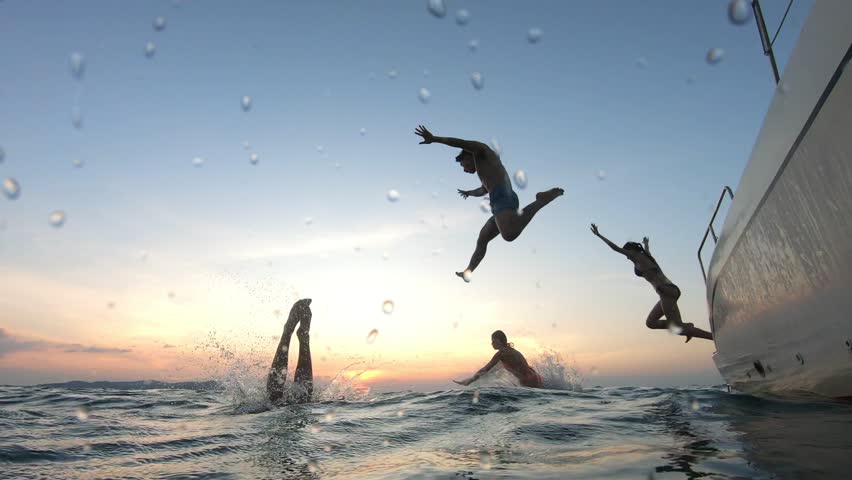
[590, 223, 713, 342]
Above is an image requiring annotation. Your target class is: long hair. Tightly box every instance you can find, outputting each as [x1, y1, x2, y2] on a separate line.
[623, 241, 659, 275]
[491, 330, 514, 348]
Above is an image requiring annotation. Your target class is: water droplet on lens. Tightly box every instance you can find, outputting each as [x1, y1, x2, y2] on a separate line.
[418, 88, 431, 104]
[386, 189, 400, 202]
[691, 399, 701, 410]
[366, 329, 379, 344]
[304, 217, 313, 226]
[307, 459, 319, 473]
[635, 56, 648, 69]
[82, 444, 92, 453]
[72, 159, 83, 168]
[324, 409, 336, 422]
[309, 425, 321, 434]
[387, 69, 398, 79]
[70, 52, 85, 80]
[472, 390, 480, 404]
[728, 0, 751, 25]
[596, 170, 607, 181]
[470, 71, 484, 90]
[49, 210, 66, 228]
[468, 38, 479, 52]
[359, 127, 367, 136]
[0, 147, 4, 163]
[396, 409, 405, 417]
[382, 300, 394, 314]
[241, 95, 252, 112]
[490, 137, 501, 156]
[71, 106, 83, 129]
[513, 170, 527, 189]
[382, 251, 389, 260]
[668, 324, 684, 336]
[249, 153, 259, 165]
[382, 440, 390, 447]
[456, 9, 470, 25]
[479, 200, 490, 213]
[192, 156, 204, 167]
[427, 0, 446, 18]
[462, 269, 472, 283]
[153, 16, 167, 31]
[323, 445, 332, 452]
[76, 405, 90, 420]
[527, 27, 543, 44]
[479, 452, 493, 469]
[107, 301, 115, 309]
[706, 48, 724, 65]
[3, 178, 21, 200]
[144, 41, 156, 58]
[535, 280, 542, 288]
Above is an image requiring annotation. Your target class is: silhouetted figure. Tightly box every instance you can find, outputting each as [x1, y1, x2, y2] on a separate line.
[415, 125, 563, 280]
[590, 224, 713, 342]
[454, 330, 543, 388]
[267, 298, 314, 404]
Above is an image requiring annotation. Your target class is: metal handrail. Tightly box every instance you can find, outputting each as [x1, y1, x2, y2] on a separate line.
[698, 186, 734, 282]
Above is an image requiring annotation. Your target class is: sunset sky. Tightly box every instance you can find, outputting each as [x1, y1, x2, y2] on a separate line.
[0, 0, 813, 389]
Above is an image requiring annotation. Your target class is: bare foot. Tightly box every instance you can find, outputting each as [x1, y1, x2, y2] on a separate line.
[536, 187, 564, 205]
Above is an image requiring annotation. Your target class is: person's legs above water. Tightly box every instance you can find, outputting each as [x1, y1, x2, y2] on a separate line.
[494, 187, 564, 242]
[267, 298, 312, 403]
[456, 217, 500, 279]
[645, 301, 668, 330]
[292, 306, 314, 403]
[658, 286, 713, 342]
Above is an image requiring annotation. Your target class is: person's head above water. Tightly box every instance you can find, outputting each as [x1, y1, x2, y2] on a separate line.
[455, 150, 476, 174]
[491, 330, 513, 349]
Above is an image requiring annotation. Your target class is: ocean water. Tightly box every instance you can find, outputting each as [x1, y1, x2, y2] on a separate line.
[3, 381, 852, 479]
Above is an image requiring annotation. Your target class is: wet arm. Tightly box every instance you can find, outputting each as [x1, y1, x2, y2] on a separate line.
[432, 136, 490, 156]
[469, 352, 501, 382]
[593, 230, 629, 256]
[465, 186, 487, 197]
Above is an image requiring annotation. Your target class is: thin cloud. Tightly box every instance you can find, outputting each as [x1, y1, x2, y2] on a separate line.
[0, 328, 132, 357]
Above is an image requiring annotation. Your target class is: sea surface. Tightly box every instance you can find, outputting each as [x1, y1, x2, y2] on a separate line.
[3, 381, 852, 479]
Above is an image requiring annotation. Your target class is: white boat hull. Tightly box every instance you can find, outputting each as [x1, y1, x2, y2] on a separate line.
[706, 1, 852, 398]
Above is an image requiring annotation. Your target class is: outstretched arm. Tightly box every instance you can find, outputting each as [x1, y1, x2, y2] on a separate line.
[590, 223, 629, 257]
[415, 125, 490, 156]
[454, 352, 501, 386]
[458, 186, 487, 199]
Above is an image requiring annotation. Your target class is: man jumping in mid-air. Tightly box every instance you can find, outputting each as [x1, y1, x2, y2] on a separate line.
[415, 125, 563, 281]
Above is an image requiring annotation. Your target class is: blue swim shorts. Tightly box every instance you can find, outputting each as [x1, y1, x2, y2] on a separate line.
[489, 184, 519, 215]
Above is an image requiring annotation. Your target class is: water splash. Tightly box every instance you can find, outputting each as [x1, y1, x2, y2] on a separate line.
[530, 350, 584, 391]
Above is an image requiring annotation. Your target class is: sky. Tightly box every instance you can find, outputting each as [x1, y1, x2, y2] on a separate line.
[0, 0, 814, 389]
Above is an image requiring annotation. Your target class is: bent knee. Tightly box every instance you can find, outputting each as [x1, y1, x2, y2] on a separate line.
[501, 231, 519, 242]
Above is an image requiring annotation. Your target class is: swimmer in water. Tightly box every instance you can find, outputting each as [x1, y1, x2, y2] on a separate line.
[590, 223, 713, 342]
[267, 298, 314, 404]
[454, 330, 543, 388]
[414, 125, 564, 281]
